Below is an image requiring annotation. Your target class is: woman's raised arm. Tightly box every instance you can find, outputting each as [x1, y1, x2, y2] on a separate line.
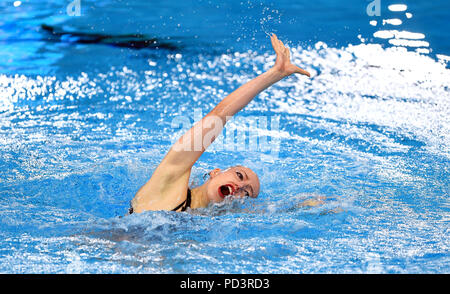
[162, 34, 309, 174]
[134, 34, 310, 206]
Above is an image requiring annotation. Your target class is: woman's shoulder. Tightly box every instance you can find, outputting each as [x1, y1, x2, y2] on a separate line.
[131, 167, 191, 212]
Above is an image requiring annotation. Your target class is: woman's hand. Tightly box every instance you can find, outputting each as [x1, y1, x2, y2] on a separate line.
[271, 33, 310, 78]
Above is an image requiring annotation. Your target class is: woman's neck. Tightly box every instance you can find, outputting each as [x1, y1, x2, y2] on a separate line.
[190, 184, 210, 209]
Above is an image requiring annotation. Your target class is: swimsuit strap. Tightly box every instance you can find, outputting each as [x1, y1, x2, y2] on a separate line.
[172, 188, 192, 212]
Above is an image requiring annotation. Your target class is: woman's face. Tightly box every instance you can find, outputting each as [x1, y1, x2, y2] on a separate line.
[204, 165, 260, 203]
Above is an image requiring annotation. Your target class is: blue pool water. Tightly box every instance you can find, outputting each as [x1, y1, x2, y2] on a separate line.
[0, 0, 449, 273]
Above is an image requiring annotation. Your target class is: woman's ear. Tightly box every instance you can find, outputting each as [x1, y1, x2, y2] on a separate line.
[209, 168, 221, 178]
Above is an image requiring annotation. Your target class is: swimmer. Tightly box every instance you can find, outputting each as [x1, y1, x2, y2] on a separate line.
[129, 34, 310, 213]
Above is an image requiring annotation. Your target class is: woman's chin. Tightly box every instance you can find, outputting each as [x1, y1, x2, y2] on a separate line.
[209, 194, 225, 203]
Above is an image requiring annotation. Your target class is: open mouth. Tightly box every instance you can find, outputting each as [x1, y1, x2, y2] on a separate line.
[218, 184, 234, 198]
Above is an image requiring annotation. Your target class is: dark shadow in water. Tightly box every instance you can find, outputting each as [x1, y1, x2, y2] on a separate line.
[40, 24, 180, 51]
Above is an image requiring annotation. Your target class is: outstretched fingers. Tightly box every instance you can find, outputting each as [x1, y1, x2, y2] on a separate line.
[285, 46, 290, 59]
[270, 34, 280, 52]
[272, 34, 291, 58]
[278, 39, 284, 50]
[294, 66, 311, 77]
[270, 33, 311, 78]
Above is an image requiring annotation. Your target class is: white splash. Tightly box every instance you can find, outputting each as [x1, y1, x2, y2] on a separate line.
[383, 19, 402, 26]
[388, 4, 408, 12]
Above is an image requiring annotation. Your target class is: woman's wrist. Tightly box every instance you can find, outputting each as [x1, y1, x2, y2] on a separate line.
[267, 66, 288, 80]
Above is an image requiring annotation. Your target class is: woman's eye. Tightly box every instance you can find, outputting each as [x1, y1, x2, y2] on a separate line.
[236, 171, 243, 180]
